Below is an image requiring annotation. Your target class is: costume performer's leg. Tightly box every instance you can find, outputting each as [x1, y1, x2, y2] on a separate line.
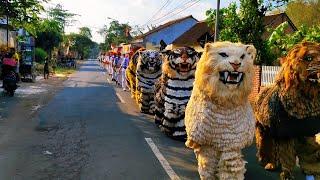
[278, 139, 296, 180]
[195, 146, 219, 180]
[218, 150, 246, 180]
[255, 122, 278, 170]
[296, 137, 320, 179]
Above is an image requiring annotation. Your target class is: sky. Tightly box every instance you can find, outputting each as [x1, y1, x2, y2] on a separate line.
[45, 0, 237, 43]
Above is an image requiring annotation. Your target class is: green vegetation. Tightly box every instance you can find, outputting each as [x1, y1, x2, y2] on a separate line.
[99, 20, 132, 51]
[35, 47, 47, 63]
[0, 0, 46, 35]
[286, 0, 320, 28]
[268, 22, 320, 64]
[206, 0, 268, 64]
[54, 66, 76, 76]
[205, 0, 319, 65]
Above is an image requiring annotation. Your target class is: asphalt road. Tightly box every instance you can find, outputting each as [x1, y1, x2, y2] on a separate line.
[1, 59, 304, 179]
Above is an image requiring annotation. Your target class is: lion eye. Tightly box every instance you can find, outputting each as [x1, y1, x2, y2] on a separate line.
[303, 55, 313, 62]
[240, 54, 245, 59]
[219, 52, 228, 58]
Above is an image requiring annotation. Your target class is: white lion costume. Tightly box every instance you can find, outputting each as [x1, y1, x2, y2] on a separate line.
[185, 42, 256, 180]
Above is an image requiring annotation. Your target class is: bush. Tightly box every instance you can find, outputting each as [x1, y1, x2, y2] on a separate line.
[267, 23, 320, 64]
[35, 48, 48, 63]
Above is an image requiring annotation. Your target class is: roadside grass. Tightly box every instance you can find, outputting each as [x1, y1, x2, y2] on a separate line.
[54, 67, 76, 78]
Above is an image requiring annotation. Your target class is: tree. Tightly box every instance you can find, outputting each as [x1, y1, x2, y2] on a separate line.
[205, 0, 291, 64]
[206, 1, 267, 64]
[238, 0, 267, 64]
[130, 25, 145, 37]
[67, 29, 95, 59]
[286, 0, 320, 28]
[79, 27, 92, 39]
[48, 4, 76, 32]
[35, 19, 63, 59]
[100, 20, 132, 50]
[206, 3, 241, 42]
[0, 0, 46, 35]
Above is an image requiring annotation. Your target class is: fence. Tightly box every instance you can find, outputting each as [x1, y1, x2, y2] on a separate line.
[261, 66, 281, 86]
[249, 65, 281, 102]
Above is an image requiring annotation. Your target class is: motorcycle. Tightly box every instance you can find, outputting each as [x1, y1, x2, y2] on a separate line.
[2, 70, 17, 97]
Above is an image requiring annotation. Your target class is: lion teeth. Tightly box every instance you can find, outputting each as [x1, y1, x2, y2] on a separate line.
[237, 73, 243, 82]
[309, 79, 317, 83]
[224, 72, 228, 81]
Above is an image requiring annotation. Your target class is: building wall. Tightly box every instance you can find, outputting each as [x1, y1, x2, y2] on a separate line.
[0, 29, 16, 48]
[145, 18, 198, 48]
[249, 66, 262, 103]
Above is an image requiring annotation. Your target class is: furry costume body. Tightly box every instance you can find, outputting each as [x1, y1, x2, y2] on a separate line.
[126, 48, 145, 98]
[255, 42, 320, 180]
[185, 42, 256, 180]
[135, 50, 162, 114]
[154, 47, 199, 140]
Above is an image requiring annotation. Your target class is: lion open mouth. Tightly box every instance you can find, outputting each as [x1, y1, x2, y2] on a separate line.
[177, 63, 192, 72]
[307, 69, 320, 84]
[219, 71, 244, 84]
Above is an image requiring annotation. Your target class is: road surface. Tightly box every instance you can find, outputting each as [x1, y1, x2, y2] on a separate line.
[0, 59, 304, 179]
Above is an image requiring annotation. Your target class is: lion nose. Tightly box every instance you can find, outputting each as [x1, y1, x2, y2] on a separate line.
[230, 62, 241, 71]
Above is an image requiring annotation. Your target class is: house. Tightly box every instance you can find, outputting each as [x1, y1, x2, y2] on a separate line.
[262, 12, 297, 40]
[133, 15, 198, 49]
[168, 12, 297, 51]
[171, 21, 214, 51]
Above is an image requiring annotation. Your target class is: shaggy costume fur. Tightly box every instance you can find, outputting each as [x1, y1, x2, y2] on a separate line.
[126, 48, 145, 99]
[135, 50, 162, 114]
[185, 42, 256, 180]
[255, 42, 320, 180]
[154, 46, 200, 140]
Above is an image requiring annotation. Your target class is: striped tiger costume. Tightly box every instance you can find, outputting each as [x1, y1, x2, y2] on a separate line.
[135, 50, 162, 114]
[154, 47, 200, 140]
[126, 48, 145, 99]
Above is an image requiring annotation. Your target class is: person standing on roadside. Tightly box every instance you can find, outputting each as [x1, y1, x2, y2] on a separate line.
[44, 58, 49, 79]
[120, 53, 129, 91]
[112, 54, 119, 82]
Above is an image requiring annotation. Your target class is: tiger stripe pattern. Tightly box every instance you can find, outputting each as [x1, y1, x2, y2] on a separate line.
[154, 47, 200, 140]
[136, 50, 162, 114]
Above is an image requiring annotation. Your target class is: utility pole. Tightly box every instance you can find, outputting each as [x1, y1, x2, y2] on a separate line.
[214, 0, 220, 42]
[6, 0, 9, 48]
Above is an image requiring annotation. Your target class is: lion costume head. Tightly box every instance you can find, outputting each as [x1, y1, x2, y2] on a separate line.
[162, 47, 200, 78]
[276, 42, 320, 118]
[194, 41, 256, 106]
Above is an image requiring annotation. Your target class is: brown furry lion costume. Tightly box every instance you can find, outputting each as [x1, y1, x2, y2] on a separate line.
[185, 42, 256, 180]
[255, 42, 320, 180]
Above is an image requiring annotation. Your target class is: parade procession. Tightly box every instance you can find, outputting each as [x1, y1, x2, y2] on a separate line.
[1, 0, 320, 179]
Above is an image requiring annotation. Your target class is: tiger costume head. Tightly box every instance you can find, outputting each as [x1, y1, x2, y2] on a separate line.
[194, 41, 256, 106]
[162, 47, 200, 78]
[137, 50, 162, 73]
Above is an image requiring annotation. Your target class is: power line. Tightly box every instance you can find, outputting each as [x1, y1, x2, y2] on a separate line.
[142, 0, 172, 27]
[153, 0, 201, 26]
[145, 0, 197, 26]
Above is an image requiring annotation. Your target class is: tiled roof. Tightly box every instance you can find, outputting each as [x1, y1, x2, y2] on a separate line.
[135, 15, 198, 39]
[172, 21, 213, 45]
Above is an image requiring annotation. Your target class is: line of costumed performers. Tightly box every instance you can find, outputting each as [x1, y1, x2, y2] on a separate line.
[100, 41, 320, 180]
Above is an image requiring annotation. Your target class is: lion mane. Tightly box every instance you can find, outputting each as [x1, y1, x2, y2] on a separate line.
[255, 42, 320, 179]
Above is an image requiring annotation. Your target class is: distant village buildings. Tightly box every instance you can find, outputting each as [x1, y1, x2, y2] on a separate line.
[129, 12, 297, 52]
